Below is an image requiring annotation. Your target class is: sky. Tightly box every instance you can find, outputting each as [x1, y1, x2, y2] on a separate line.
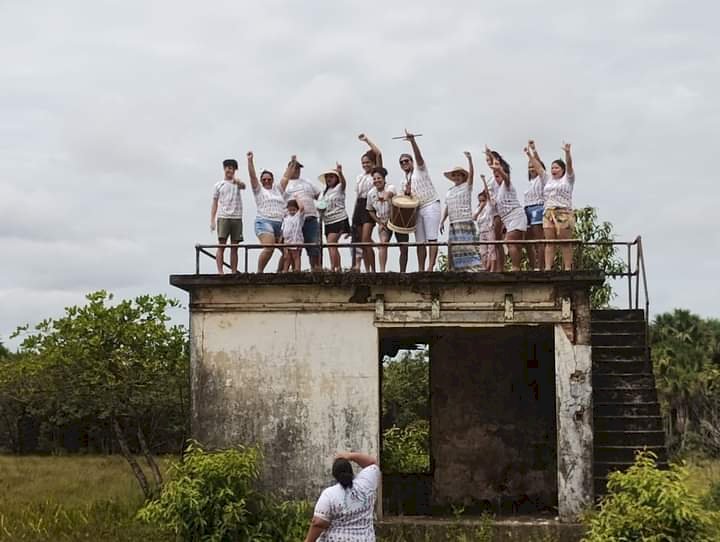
[1, 0, 719, 347]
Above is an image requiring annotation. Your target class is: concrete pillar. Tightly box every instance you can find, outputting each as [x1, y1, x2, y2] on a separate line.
[554, 324, 593, 521]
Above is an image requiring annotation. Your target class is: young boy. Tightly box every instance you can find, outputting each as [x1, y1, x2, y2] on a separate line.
[210, 158, 246, 274]
[281, 199, 305, 272]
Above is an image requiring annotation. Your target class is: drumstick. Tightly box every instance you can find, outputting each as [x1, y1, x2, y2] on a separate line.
[391, 134, 423, 140]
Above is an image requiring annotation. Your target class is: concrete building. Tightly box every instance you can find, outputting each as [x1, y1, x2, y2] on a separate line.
[169, 269, 671, 524]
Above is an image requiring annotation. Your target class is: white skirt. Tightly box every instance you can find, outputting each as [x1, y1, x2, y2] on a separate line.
[501, 206, 528, 232]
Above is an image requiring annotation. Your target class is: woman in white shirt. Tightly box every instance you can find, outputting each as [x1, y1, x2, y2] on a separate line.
[440, 151, 483, 271]
[523, 140, 546, 271]
[485, 147, 528, 271]
[247, 152, 285, 273]
[528, 143, 576, 271]
[304, 451, 380, 542]
[318, 164, 350, 272]
[366, 166, 408, 272]
[351, 134, 382, 272]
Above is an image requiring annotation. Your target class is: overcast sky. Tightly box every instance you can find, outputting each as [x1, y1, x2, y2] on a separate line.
[1, 0, 718, 347]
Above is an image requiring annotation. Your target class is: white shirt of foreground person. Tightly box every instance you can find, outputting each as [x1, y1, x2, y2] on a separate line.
[313, 464, 381, 541]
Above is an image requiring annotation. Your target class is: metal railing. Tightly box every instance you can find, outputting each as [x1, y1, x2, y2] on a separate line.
[194, 237, 648, 306]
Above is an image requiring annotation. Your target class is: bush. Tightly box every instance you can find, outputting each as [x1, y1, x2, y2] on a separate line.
[382, 420, 430, 473]
[137, 441, 309, 541]
[703, 480, 720, 511]
[582, 451, 715, 542]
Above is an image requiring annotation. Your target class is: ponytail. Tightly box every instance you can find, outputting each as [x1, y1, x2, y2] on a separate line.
[332, 458, 354, 489]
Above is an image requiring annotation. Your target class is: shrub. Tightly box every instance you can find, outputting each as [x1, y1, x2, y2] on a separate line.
[382, 420, 430, 473]
[582, 451, 715, 542]
[137, 441, 309, 541]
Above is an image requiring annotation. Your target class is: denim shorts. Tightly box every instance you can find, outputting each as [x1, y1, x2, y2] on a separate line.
[254, 217, 282, 239]
[302, 216, 321, 258]
[525, 204, 544, 226]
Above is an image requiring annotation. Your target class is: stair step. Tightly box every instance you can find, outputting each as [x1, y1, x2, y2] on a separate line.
[593, 360, 647, 374]
[595, 445, 667, 463]
[593, 374, 655, 389]
[595, 460, 669, 478]
[591, 309, 645, 322]
[594, 416, 664, 431]
[595, 402, 661, 417]
[591, 332, 645, 347]
[591, 320, 645, 334]
[595, 388, 658, 403]
[592, 346, 646, 362]
[595, 430, 666, 446]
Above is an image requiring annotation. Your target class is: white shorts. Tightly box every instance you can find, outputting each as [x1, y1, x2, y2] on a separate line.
[415, 200, 441, 243]
[501, 206, 528, 233]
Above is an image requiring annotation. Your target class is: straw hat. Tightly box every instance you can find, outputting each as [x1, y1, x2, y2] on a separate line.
[443, 166, 469, 181]
[318, 169, 341, 185]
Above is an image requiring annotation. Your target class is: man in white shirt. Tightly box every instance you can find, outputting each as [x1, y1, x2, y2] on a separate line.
[280, 156, 322, 271]
[210, 158, 245, 274]
[400, 130, 441, 271]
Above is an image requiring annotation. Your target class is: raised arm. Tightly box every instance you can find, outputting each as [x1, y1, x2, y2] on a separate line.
[336, 162, 346, 190]
[524, 145, 546, 177]
[404, 129, 424, 167]
[464, 151, 474, 189]
[336, 451, 377, 468]
[280, 155, 297, 192]
[562, 142, 574, 176]
[358, 133, 383, 167]
[529, 139, 542, 162]
[247, 151, 259, 191]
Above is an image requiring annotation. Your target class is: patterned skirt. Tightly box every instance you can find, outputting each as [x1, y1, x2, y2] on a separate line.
[449, 221, 483, 271]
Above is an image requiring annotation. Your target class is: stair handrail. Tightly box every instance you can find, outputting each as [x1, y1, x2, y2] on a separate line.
[634, 236, 651, 366]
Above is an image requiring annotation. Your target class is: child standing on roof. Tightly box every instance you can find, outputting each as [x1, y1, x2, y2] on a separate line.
[281, 199, 305, 272]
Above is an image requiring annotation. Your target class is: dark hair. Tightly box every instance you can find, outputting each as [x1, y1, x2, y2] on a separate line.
[362, 150, 377, 165]
[552, 159, 566, 176]
[260, 170, 274, 181]
[287, 199, 299, 210]
[371, 166, 388, 178]
[222, 159, 238, 169]
[399, 153, 413, 162]
[528, 159, 546, 180]
[490, 151, 510, 175]
[332, 458, 354, 489]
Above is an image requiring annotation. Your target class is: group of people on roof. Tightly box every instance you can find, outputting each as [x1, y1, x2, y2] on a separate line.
[209, 131, 576, 274]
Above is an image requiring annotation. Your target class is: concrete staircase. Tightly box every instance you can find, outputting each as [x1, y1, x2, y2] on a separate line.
[591, 309, 668, 498]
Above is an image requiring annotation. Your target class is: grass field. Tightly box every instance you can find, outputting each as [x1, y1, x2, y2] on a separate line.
[1, 455, 719, 541]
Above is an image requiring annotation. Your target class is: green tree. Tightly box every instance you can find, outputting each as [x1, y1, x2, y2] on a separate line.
[11, 291, 189, 498]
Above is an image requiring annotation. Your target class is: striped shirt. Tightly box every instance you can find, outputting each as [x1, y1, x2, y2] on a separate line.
[543, 172, 575, 209]
[281, 211, 305, 244]
[212, 180, 243, 219]
[524, 176, 545, 207]
[284, 178, 321, 218]
[313, 464, 380, 542]
[401, 164, 439, 207]
[322, 184, 348, 225]
[366, 184, 397, 223]
[356, 173, 374, 199]
[446, 182, 473, 224]
[476, 202, 496, 234]
[494, 180, 523, 217]
[253, 184, 285, 221]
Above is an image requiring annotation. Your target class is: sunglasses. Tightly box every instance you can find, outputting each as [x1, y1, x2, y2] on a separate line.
[399, 159, 411, 164]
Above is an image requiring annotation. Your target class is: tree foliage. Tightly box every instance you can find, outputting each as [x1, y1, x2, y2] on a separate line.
[3, 291, 189, 497]
[582, 451, 716, 542]
[138, 441, 309, 542]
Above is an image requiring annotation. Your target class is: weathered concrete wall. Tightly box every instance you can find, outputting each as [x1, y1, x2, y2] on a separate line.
[554, 289, 594, 520]
[430, 327, 557, 511]
[190, 309, 378, 499]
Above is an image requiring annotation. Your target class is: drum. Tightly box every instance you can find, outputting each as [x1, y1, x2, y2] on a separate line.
[388, 195, 419, 234]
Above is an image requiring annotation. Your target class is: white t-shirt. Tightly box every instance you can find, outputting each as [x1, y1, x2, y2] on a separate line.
[543, 171, 575, 209]
[445, 182, 472, 224]
[284, 178, 321, 218]
[281, 211, 305, 244]
[212, 180, 243, 219]
[253, 184, 285, 221]
[356, 173, 374, 199]
[401, 164, 438, 207]
[524, 176, 545, 207]
[366, 184, 397, 223]
[494, 179, 522, 217]
[476, 202, 496, 234]
[313, 464, 380, 542]
[321, 184, 348, 225]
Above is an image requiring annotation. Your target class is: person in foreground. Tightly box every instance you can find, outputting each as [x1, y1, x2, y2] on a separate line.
[210, 158, 245, 274]
[304, 451, 380, 542]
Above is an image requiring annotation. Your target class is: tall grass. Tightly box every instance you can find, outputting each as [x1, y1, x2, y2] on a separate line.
[0, 455, 172, 541]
